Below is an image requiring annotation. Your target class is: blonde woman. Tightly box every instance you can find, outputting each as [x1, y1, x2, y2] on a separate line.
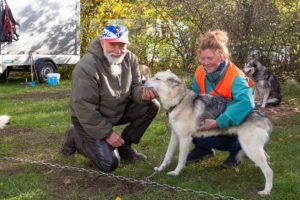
[187, 30, 254, 167]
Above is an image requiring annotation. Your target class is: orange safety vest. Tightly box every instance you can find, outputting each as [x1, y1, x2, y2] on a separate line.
[195, 60, 253, 99]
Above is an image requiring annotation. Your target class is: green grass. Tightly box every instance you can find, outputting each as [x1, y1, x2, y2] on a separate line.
[0, 77, 300, 200]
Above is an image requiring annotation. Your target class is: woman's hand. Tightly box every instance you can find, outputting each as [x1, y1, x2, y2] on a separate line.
[198, 119, 218, 131]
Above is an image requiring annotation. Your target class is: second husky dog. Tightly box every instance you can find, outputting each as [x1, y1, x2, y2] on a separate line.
[243, 59, 282, 108]
[139, 64, 151, 84]
[145, 70, 273, 196]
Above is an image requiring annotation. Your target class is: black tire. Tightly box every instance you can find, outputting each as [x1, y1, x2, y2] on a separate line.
[36, 61, 56, 83]
[0, 69, 10, 80]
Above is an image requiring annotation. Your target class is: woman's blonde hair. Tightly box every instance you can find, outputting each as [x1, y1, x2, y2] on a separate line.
[197, 30, 229, 58]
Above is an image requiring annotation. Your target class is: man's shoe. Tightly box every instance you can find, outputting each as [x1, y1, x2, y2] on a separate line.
[118, 145, 147, 162]
[222, 153, 241, 168]
[60, 146, 76, 156]
[187, 148, 214, 163]
[60, 126, 77, 156]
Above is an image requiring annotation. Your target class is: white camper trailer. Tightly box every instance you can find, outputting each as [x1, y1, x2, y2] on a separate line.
[0, 0, 80, 82]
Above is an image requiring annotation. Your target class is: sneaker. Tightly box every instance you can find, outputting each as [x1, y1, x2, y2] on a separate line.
[187, 148, 214, 163]
[118, 145, 147, 162]
[222, 153, 241, 168]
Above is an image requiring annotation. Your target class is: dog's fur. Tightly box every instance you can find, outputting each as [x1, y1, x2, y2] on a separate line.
[145, 70, 273, 196]
[243, 59, 282, 108]
[139, 65, 151, 84]
[0, 115, 10, 129]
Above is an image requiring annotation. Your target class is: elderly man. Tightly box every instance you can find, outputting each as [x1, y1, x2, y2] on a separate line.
[60, 24, 160, 172]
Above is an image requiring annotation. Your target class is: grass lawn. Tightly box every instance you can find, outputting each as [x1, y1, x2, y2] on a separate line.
[0, 77, 299, 200]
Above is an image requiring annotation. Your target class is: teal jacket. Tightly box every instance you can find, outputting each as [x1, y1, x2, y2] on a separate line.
[192, 60, 254, 128]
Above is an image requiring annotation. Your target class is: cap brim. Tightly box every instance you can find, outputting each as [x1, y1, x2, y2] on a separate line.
[104, 38, 130, 44]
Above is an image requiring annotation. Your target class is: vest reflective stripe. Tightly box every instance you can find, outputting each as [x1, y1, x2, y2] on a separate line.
[195, 60, 253, 99]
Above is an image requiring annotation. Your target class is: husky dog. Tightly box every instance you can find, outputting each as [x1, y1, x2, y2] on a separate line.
[243, 59, 282, 108]
[139, 65, 151, 84]
[0, 115, 10, 129]
[145, 70, 273, 196]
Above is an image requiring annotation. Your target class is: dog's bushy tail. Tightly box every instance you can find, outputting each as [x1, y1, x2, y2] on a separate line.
[267, 98, 282, 106]
[268, 74, 282, 106]
[0, 115, 10, 129]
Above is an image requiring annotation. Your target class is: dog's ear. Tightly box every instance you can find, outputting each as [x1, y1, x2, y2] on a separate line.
[145, 68, 151, 78]
[166, 69, 172, 73]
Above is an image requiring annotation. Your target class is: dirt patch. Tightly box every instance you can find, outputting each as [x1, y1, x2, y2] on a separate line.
[14, 91, 70, 100]
[0, 162, 26, 174]
[262, 101, 300, 121]
[0, 127, 61, 141]
[0, 160, 145, 198]
[0, 127, 63, 159]
[0, 127, 35, 136]
[42, 168, 145, 198]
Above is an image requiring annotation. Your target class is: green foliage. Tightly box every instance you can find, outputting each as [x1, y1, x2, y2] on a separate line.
[79, 0, 299, 78]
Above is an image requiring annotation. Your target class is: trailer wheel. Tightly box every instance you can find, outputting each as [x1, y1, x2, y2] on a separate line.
[36, 61, 56, 83]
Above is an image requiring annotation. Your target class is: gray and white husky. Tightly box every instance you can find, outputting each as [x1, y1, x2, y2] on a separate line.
[243, 59, 282, 108]
[145, 70, 273, 196]
[0, 115, 10, 129]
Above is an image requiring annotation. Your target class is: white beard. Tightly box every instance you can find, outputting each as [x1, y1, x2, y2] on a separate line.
[103, 50, 126, 77]
[103, 50, 126, 65]
[110, 64, 122, 77]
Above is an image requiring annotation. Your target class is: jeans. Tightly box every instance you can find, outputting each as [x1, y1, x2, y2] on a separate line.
[192, 135, 241, 155]
[61, 99, 160, 171]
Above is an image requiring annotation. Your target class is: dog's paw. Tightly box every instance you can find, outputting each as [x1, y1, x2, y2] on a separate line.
[258, 189, 270, 196]
[154, 166, 164, 172]
[167, 170, 180, 176]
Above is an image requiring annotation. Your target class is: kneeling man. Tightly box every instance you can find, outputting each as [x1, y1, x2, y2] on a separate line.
[60, 24, 160, 171]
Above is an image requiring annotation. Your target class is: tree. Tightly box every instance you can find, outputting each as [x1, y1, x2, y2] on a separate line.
[79, 0, 299, 78]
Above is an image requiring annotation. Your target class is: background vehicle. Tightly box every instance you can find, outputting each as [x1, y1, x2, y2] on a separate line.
[0, 0, 80, 82]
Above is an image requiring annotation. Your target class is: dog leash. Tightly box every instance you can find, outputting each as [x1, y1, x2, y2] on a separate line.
[144, 123, 170, 180]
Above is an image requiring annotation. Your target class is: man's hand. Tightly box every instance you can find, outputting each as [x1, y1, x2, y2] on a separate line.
[142, 87, 158, 100]
[105, 131, 124, 148]
[198, 119, 218, 131]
